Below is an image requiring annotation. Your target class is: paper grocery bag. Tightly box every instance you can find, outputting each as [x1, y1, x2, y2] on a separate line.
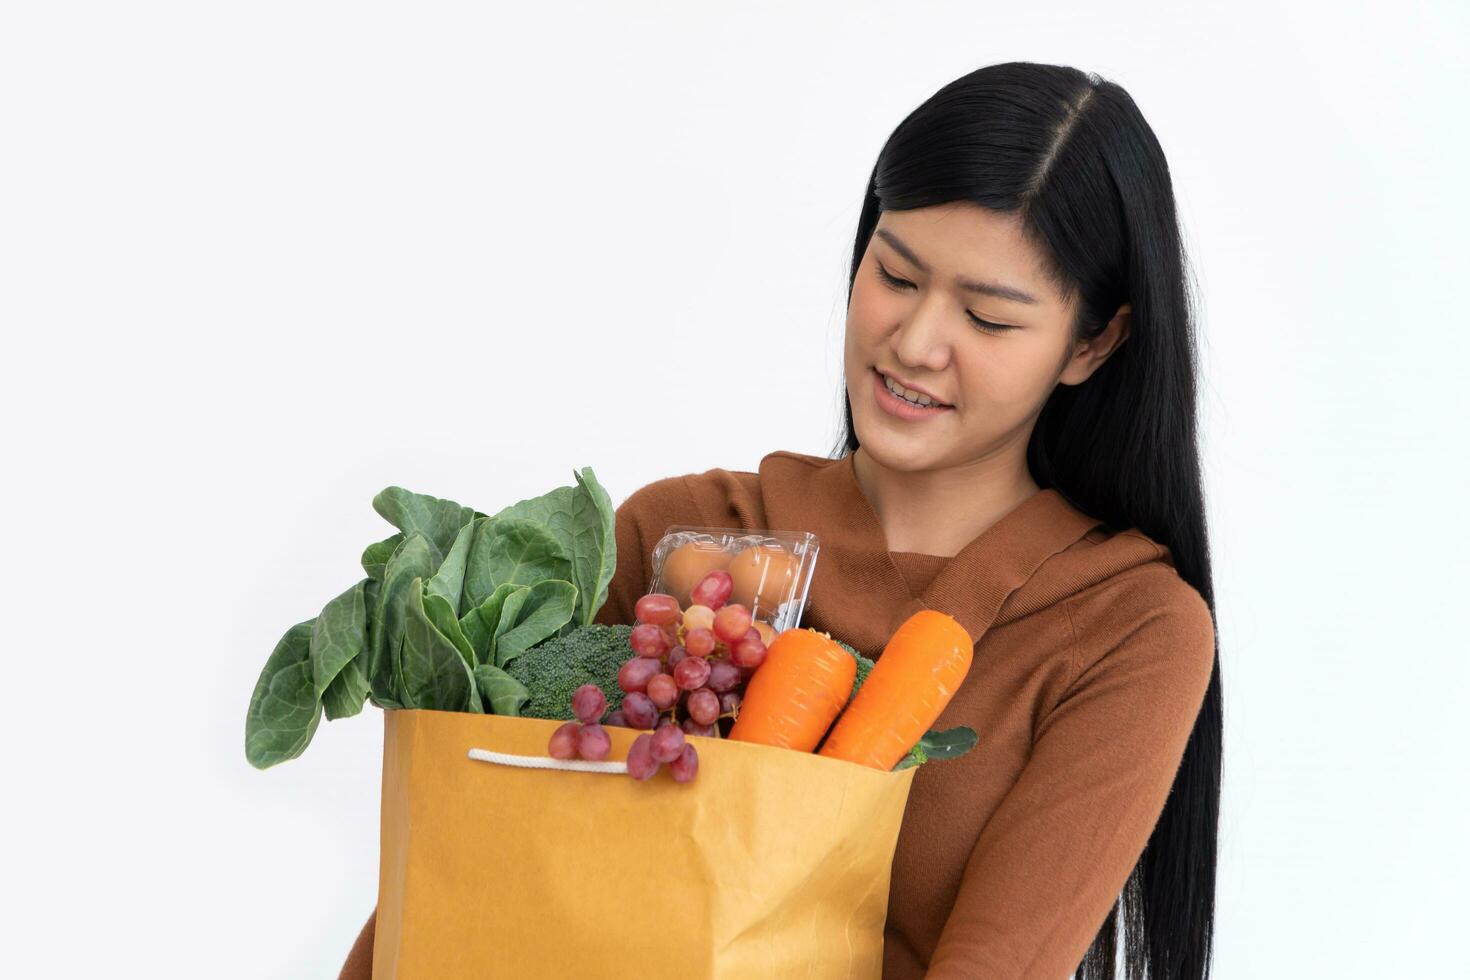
[373, 708, 917, 979]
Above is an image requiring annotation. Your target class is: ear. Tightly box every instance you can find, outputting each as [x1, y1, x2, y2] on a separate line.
[1058, 303, 1131, 386]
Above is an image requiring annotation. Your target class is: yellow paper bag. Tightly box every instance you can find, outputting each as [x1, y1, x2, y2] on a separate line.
[373, 708, 917, 979]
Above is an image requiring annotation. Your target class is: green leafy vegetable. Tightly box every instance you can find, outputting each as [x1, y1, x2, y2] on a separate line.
[462, 517, 572, 611]
[492, 579, 578, 667]
[313, 578, 372, 721]
[244, 469, 619, 769]
[459, 583, 520, 665]
[400, 582, 479, 712]
[368, 533, 438, 706]
[490, 467, 616, 629]
[245, 622, 322, 769]
[321, 652, 370, 721]
[360, 533, 403, 582]
[892, 726, 979, 771]
[309, 579, 367, 697]
[425, 518, 480, 614]
[372, 486, 476, 558]
[422, 591, 476, 669]
[474, 664, 531, 716]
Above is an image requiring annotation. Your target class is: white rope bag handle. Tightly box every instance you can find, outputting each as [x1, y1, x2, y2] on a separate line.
[467, 747, 628, 775]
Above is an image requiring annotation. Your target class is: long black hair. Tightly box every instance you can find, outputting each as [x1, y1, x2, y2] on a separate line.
[834, 62, 1223, 980]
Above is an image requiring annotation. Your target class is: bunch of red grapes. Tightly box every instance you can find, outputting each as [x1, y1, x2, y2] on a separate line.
[545, 568, 771, 784]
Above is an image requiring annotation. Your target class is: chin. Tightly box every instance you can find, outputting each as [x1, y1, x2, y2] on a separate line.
[852, 419, 944, 473]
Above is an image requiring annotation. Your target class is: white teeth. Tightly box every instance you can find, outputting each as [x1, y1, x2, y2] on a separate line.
[884, 373, 941, 407]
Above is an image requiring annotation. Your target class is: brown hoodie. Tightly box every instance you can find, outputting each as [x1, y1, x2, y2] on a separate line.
[339, 450, 1216, 979]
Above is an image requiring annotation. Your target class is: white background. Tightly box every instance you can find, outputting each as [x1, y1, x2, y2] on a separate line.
[3, 2, 1465, 977]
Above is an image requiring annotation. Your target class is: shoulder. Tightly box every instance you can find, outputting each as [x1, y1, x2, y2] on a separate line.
[759, 448, 841, 472]
[617, 448, 836, 529]
[1062, 534, 1216, 691]
[1057, 519, 1212, 634]
[614, 459, 766, 529]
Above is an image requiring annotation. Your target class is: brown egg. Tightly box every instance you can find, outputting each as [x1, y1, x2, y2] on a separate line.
[660, 540, 732, 608]
[728, 544, 798, 618]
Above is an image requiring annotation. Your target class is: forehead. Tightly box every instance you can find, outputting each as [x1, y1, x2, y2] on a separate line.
[873, 203, 1061, 306]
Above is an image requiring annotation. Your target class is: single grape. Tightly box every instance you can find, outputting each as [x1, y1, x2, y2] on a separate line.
[576, 723, 611, 761]
[673, 655, 711, 691]
[621, 691, 658, 730]
[604, 709, 628, 728]
[681, 718, 718, 738]
[752, 620, 777, 646]
[690, 570, 734, 611]
[617, 655, 662, 694]
[650, 721, 686, 764]
[712, 603, 752, 644]
[687, 687, 720, 726]
[670, 743, 700, 783]
[634, 593, 681, 627]
[630, 623, 670, 659]
[683, 627, 716, 658]
[626, 733, 660, 780]
[571, 683, 606, 724]
[706, 658, 741, 693]
[682, 604, 716, 633]
[666, 645, 688, 669]
[729, 634, 768, 669]
[547, 721, 579, 760]
[718, 690, 742, 717]
[646, 673, 679, 711]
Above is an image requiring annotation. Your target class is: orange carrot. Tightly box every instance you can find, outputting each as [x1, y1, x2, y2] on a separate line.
[728, 628, 856, 752]
[818, 610, 973, 770]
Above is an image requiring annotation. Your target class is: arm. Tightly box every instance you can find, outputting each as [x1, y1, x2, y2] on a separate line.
[337, 910, 374, 979]
[925, 586, 1217, 979]
[594, 478, 696, 627]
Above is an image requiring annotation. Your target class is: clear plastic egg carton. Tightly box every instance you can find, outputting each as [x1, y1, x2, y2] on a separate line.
[647, 526, 820, 634]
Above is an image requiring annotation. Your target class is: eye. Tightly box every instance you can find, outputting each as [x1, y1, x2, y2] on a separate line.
[875, 262, 916, 292]
[965, 312, 1016, 335]
[875, 262, 1016, 335]
[876, 260, 911, 290]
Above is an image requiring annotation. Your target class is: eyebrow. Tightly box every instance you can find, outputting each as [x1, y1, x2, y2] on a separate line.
[874, 228, 1042, 305]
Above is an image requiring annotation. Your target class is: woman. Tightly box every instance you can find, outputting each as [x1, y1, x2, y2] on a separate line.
[342, 60, 1222, 979]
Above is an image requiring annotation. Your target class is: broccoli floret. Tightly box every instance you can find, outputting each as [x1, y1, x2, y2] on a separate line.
[834, 638, 875, 703]
[505, 624, 634, 721]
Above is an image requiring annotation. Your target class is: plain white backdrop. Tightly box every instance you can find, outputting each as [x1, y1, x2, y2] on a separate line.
[3, 1, 1465, 976]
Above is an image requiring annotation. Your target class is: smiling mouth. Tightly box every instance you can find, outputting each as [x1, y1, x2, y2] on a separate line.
[874, 368, 953, 409]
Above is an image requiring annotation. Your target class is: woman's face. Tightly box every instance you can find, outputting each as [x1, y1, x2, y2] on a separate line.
[843, 201, 1129, 475]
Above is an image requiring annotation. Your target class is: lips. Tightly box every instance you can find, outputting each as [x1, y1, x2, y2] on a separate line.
[875, 368, 952, 408]
[870, 369, 953, 422]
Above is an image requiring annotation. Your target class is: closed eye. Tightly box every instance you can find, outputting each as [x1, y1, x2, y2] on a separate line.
[875, 263, 1016, 334]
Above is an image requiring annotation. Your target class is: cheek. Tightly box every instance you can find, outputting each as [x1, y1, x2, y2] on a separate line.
[846, 274, 894, 351]
[954, 341, 1057, 417]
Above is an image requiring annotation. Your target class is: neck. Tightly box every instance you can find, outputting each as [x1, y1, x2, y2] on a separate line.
[851, 446, 1041, 557]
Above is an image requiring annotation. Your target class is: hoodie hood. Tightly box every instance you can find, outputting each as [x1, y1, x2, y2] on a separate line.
[755, 450, 1169, 655]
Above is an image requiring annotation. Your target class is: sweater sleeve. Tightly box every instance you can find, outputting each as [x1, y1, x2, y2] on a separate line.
[924, 582, 1217, 980]
[337, 911, 374, 980]
[593, 475, 702, 627]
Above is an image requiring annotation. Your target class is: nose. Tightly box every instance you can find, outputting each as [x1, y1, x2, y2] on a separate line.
[890, 295, 953, 375]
